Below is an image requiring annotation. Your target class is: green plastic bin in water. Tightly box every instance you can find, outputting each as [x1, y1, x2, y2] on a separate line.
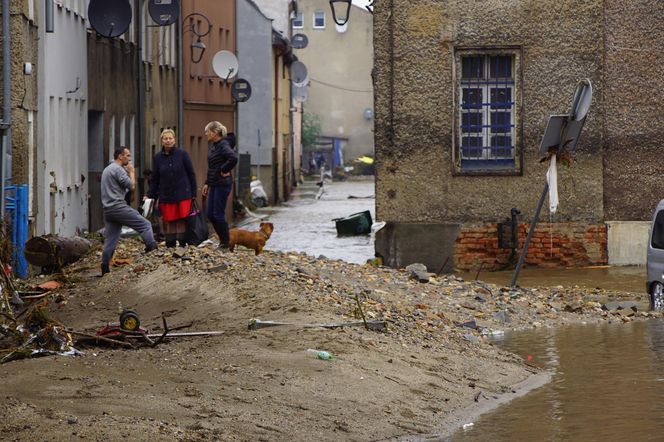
[333, 210, 373, 236]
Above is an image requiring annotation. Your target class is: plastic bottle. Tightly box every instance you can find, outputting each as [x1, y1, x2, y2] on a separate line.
[306, 349, 333, 360]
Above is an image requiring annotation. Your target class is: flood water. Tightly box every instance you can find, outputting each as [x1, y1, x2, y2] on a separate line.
[245, 178, 664, 442]
[450, 320, 664, 441]
[238, 179, 376, 264]
[459, 265, 646, 294]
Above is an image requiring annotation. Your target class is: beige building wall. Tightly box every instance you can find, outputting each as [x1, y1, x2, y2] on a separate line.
[293, 1, 374, 161]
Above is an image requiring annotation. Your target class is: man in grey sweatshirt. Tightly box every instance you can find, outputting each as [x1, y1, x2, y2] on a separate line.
[100, 147, 157, 275]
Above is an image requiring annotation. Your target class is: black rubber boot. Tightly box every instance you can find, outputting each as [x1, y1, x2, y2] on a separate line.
[164, 234, 176, 248]
[217, 220, 230, 247]
[212, 220, 230, 249]
[101, 263, 110, 276]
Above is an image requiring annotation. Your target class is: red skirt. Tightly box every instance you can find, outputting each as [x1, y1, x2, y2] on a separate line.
[159, 199, 192, 222]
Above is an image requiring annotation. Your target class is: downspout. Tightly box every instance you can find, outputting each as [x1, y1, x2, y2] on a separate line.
[176, 12, 183, 147]
[288, 1, 297, 194]
[273, 55, 279, 205]
[1, 0, 12, 217]
[136, 0, 145, 199]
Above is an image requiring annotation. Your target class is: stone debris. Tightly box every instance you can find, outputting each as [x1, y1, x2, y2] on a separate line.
[3, 236, 661, 365]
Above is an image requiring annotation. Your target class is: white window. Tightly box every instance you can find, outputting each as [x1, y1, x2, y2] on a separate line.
[292, 11, 303, 29]
[455, 50, 520, 173]
[313, 10, 325, 29]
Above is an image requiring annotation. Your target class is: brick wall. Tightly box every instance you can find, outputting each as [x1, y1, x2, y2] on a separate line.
[455, 222, 608, 271]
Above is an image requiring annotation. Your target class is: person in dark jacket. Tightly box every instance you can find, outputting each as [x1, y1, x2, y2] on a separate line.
[201, 121, 238, 250]
[146, 129, 197, 247]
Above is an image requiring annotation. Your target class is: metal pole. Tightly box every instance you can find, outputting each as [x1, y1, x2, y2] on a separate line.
[256, 128, 261, 183]
[136, 0, 145, 198]
[510, 182, 549, 287]
[1, 0, 12, 219]
[176, 11, 183, 147]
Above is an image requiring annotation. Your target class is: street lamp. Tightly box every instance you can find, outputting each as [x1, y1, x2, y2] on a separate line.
[329, 0, 351, 26]
[182, 12, 212, 64]
[190, 37, 206, 64]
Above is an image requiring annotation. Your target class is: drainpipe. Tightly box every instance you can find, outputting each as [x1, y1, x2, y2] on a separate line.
[273, 54, 279, 205]
[176, 13, 183, 147]
[1, 0, 12, 217]
[136, 0, 145, 198]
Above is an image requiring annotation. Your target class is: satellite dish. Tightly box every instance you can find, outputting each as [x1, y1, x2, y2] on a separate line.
[88, 0, 132, 38]
[231, 79, 252, 103]
[570, 78, 593, 121]
[290, 61, 308, 87]
[212, 51, 239, 81]
[148, 0, 179, 26]
[293, 85, 308, 103]
[292, 33, 309, 49]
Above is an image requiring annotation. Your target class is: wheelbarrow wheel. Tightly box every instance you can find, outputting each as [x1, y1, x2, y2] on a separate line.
[119, 310, 141, 331]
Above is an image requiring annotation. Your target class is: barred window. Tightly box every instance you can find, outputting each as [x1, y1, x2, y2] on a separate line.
[455, 50, 521, 174]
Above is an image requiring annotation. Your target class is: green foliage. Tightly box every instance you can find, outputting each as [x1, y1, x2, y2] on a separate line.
[302, 112, 322, 151]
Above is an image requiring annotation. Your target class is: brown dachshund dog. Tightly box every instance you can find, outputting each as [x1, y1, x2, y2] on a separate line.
[229, 222, 274, 255]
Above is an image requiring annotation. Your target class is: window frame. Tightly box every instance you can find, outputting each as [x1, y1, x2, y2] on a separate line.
[313, 10, 326, 29]
[452, 46, 523, 176]
[292, 11, 304, 29]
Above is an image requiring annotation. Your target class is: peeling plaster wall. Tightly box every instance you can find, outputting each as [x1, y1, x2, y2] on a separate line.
[603, 0, 664, 221]
[1, 1, 39, 226]
[374, 0, 605, 225]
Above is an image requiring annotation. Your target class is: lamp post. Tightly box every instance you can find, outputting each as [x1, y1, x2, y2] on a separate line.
[329, 0, 352, 26]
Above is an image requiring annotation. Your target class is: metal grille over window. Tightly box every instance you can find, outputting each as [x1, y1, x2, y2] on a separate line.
[459, 54, 516, 171]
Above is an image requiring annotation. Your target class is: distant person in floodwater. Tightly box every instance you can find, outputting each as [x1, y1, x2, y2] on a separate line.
[315, 152, 326, 170]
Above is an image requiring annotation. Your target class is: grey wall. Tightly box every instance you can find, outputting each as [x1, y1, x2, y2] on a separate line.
[237, 0, 274, 167]
[373, 0, 604, 225]
[37, 1, 89, 236]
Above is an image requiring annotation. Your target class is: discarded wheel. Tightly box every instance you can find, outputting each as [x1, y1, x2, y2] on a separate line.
[119, 310, 141, 331]
[650, 282, 664, 311]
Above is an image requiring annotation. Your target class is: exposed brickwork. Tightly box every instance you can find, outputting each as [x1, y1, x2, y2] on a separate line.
[454, 222, 608, 271]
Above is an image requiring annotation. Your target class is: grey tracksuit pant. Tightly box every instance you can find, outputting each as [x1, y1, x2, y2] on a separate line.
[102, 204, 157, 266]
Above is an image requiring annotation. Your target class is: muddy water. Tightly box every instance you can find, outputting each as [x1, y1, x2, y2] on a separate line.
[238, 179, 376, 264]
[459, 265, 646, 294]
[450, 320, 664, 441]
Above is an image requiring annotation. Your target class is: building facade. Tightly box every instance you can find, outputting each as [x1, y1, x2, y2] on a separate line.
[37, 0, 89, 236]
[292, 0, 374, 163]
[236, 0, 273, 201]
[182, 0, 236, 207]
[246, 0, 298, 204]
[373, 0, 662, 272]
[0, 0, 39, 236]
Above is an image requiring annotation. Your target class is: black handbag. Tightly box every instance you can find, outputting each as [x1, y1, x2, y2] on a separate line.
[186, 199, 209, 246]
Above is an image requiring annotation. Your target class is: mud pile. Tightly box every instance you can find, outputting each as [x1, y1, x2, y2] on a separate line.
[0, 239, 657, 440]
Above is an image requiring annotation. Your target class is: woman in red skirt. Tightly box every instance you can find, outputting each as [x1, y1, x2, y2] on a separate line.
[146, 129, 198, 247]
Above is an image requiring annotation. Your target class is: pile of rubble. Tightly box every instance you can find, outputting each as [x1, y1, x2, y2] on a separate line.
[3, 235, 661, 365]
